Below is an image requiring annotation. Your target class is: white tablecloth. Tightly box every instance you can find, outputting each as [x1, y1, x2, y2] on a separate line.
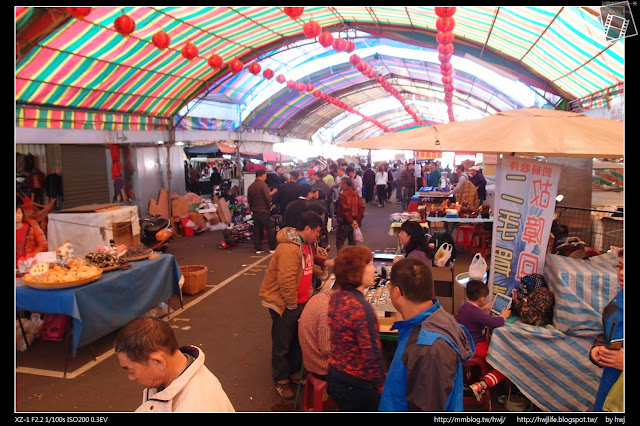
[47, 206, 140, 257]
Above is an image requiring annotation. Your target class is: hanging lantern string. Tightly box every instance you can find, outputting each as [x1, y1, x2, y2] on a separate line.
[347, 51, 424, 127]
[435, 6, 457, 122]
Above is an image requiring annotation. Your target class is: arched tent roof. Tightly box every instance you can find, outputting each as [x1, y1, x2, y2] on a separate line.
[15, 6, 624, 145]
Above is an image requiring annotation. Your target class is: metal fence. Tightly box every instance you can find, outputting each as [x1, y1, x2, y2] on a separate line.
[551, 205, 623, 253]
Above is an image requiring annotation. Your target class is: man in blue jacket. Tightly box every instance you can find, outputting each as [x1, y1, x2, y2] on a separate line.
[379, 258, 475, 412]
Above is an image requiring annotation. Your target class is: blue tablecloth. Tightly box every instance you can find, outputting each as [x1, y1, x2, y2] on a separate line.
[487, 252, 619, 411]
[16, 254, 182, 355]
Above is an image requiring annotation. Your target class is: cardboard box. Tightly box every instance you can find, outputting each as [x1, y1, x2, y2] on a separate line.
[215, 196, 232, 224]
[171, 194, 189, 218]
[188, 212, 205, 228]
[203, 212, 220, 225]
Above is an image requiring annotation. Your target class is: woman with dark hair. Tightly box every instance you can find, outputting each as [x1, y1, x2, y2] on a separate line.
[393, 220, 435, 299]
[16, 205, 47, 269]
[327, 246, 386, 411]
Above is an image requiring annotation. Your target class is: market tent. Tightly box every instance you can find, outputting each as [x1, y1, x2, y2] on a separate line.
[262, 152, 295, 163]
[185, 143, 220, 154]
[338, 107, 623, 158]
[16, 6, 625, 144]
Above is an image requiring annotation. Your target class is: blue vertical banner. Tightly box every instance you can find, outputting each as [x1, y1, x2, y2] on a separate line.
[488, 157, 561, 297]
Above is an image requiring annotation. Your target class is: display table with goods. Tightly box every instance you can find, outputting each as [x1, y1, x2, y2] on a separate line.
[407, 186, 453, 212]
[486, 251, 620, 412]
[423, 200, 493, 234]
[16, 253, 183, 364]
[47, 204, 141, 258]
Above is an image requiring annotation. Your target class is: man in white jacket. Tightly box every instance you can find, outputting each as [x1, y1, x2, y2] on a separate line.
[115, 317, 235, 412]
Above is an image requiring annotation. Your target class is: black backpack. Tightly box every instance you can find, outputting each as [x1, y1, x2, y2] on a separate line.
[429, 231, 457, 262]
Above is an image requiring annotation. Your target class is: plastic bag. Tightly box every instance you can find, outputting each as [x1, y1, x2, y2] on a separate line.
[353, 225, 364, 243]
[16, 313, 44, 352]
[434, 242, 453, 267]
[468, 253, 488, 280]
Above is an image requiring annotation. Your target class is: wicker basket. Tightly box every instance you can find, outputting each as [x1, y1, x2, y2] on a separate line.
[179, 265, 208, 295]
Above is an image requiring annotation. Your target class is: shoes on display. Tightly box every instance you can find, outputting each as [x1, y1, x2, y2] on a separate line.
[275, 379, 295, 399]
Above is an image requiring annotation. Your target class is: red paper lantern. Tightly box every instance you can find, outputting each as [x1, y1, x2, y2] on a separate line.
[444, 84, 454, 93]
[66, 7, 92, 19]
[296, 82, 306, 92]
[287, 80, 297, 89]
[345, 40, 356, 53]
[436, 31, 455, 44]
[313, 90, 322, 98]
[368, 69, 377, 79]
[440, 62, 452, 72]
[207, 54, 223, 68]
[356, 61, 367, 73]
[441, 69, 452, 77]
[181, 42, 198, 60]
[434, 7, 456, 18]
[114, 14, 136, 36]
[284, 7, 304, 19]
[438, 53, 452, 63]
[276, 74, 286, 84]
[248, 62, 261, 75]
[441, 75, 453, 85]
[303, 20, 322, 38]
[306, 83, 314, 92]
[152, 30, 171, 51]
[376, 75, 386, 85]
[318, 31, 334, 47]
[229, 59, 243, 74]
[436, 17, 455, 32]
[263, 68, 275, 79]
[349, 54, 361, 65]
[320, 93, 328, 101]
[333, 38, 347, 52]
[437, 43, 454, 55]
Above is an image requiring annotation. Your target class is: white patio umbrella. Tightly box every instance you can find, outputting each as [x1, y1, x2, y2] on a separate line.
[338, 107, 623, 158]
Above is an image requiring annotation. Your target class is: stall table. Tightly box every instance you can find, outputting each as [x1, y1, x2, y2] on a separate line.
[16, 254, 183, 373]
[407, 191, 452, 212]
[424, 215, 493, 234]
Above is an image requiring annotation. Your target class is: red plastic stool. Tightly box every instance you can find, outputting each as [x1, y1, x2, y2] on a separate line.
[470, 230, 491, 257]
[303, 373, 339, 412]
[455, 225, 475, 252]
[463, 356, 492, 411]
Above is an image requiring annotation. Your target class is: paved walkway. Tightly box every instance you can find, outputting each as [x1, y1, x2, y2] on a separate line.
[15, 194, 507, 413]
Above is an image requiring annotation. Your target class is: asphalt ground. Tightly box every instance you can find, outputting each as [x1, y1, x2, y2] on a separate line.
[15, 192, 533, 414]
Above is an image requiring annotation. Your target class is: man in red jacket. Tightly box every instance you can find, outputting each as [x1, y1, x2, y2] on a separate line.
[336, 177, 365, 251]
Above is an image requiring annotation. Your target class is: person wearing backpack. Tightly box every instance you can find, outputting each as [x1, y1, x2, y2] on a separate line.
[378, 258, 475, 412]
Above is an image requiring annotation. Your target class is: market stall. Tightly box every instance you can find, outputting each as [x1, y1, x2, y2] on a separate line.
[16, 254, 182, 363]
[47, 204, 140, 258]
[486, 251, 619, 411]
